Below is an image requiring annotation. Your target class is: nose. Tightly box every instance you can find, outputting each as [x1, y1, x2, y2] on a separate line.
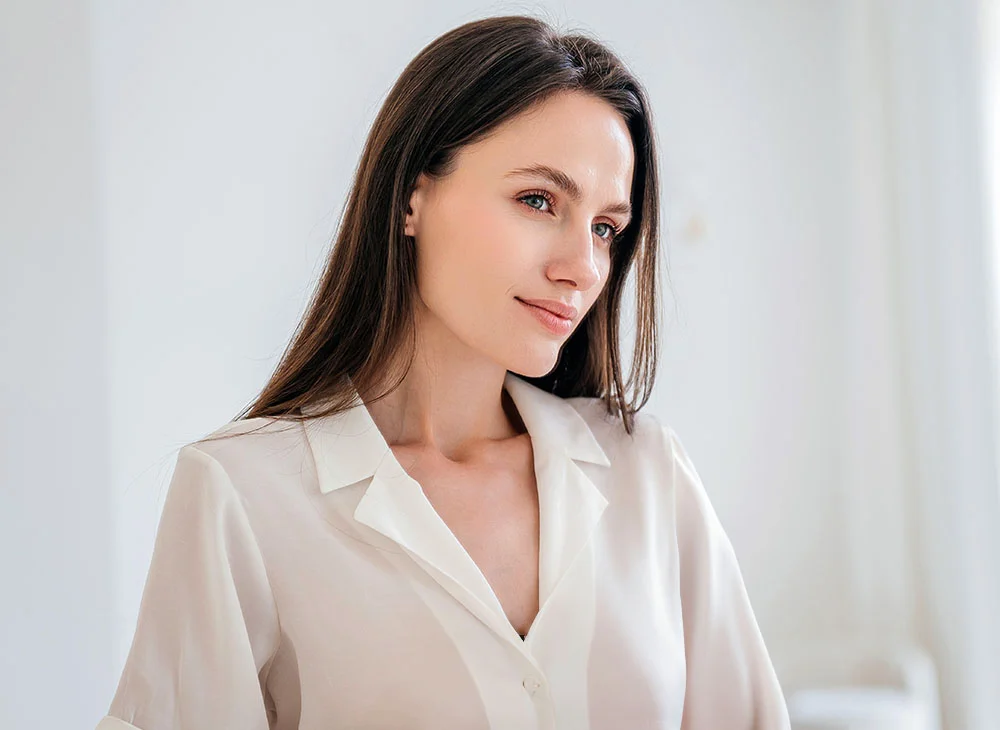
[548, 221, 602, 292]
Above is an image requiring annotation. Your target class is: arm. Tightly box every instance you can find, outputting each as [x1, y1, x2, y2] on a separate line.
[668, 427, 790, 730]
[97, 445, 280, 730]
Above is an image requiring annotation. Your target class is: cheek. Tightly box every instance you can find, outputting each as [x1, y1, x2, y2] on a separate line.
[416, 195, 530, 311]
[430, 196, 534, 273]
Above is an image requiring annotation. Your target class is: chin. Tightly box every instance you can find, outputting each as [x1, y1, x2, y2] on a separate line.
[502, 345, 562, 379]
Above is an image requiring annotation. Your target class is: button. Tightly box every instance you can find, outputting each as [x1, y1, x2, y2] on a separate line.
[522, 675, 543, 696]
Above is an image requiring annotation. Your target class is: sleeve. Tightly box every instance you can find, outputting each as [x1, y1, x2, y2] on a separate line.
[96, 444, 281, 730]
[667, 426, 791, 730]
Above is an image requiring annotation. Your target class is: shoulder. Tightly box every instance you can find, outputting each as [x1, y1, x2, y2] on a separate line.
[182, 415, 310, 487]
[564, 394, 678, 466]
[565, 395, 712, 510]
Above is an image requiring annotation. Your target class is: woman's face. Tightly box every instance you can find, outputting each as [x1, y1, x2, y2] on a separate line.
[404, 90, 635, 378]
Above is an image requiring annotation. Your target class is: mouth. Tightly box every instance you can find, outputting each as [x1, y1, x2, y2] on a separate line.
[516, 297, 575, 336]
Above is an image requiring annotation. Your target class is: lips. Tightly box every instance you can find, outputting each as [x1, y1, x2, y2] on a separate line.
[515, 297, 578, 321]
[517, 298, 575, 336]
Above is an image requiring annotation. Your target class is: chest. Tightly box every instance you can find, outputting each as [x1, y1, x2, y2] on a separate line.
[391, 440, 540, 634]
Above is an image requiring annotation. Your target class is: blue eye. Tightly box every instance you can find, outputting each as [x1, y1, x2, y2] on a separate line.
[520, 193, 551, 211]
[593, 222, 618, 240]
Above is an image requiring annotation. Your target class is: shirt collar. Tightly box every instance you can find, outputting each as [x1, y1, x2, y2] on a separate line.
[303, 370, 610, 495]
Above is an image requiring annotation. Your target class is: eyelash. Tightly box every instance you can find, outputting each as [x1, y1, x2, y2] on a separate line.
[517, 189, 623, 242]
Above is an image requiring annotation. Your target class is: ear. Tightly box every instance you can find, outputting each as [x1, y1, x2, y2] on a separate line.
[404, 172, 430, 237]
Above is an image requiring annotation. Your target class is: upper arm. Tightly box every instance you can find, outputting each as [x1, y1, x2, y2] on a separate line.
[668, 426, 790, 730]
[99, 445, 280, 730]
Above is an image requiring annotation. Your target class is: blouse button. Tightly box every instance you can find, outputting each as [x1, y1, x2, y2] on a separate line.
[522, 675, 543, 696]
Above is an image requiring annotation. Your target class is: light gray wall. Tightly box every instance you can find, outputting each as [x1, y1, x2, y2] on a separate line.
[0, 1, 114, 727]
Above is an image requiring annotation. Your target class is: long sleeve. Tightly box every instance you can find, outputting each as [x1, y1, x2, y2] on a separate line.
[668, 427, 790, 730]
[97, 444, 281, 730]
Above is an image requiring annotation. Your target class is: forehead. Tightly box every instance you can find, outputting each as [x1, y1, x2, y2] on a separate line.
[453, 91, 635, 198]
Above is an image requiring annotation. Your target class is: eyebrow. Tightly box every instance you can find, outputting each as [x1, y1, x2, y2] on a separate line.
[504, 164, 633, 221]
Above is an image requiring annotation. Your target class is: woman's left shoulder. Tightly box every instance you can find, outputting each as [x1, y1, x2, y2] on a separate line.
[565, 395, 677, 466]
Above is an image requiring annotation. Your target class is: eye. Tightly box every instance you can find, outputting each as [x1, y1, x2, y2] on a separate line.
[593, 221, 620, 242]
[518, 191, 553, 213]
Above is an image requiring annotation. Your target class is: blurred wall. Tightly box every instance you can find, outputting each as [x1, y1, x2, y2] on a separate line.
[0, 1, 115, 727]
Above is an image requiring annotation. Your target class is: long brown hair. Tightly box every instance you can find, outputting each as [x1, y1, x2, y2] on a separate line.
[218, 14, 663, 440]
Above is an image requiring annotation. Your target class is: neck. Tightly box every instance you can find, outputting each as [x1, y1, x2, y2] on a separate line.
[361, 314, 526, 464]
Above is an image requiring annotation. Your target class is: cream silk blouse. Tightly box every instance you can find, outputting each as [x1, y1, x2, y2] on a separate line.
[96, 371, 790, 730]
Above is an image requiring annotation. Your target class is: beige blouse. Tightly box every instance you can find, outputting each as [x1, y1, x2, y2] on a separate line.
[96, 371, 790, 729]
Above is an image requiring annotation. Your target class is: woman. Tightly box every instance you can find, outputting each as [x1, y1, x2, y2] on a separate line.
[97, 14, 790, 730]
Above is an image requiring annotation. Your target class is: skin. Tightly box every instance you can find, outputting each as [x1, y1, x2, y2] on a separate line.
[365, 89, 635, 461]
[362, 89, 635, 635]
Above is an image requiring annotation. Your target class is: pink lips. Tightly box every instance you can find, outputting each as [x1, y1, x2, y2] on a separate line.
[516, 298, 578, 320]
[516, 297, 577, 336]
